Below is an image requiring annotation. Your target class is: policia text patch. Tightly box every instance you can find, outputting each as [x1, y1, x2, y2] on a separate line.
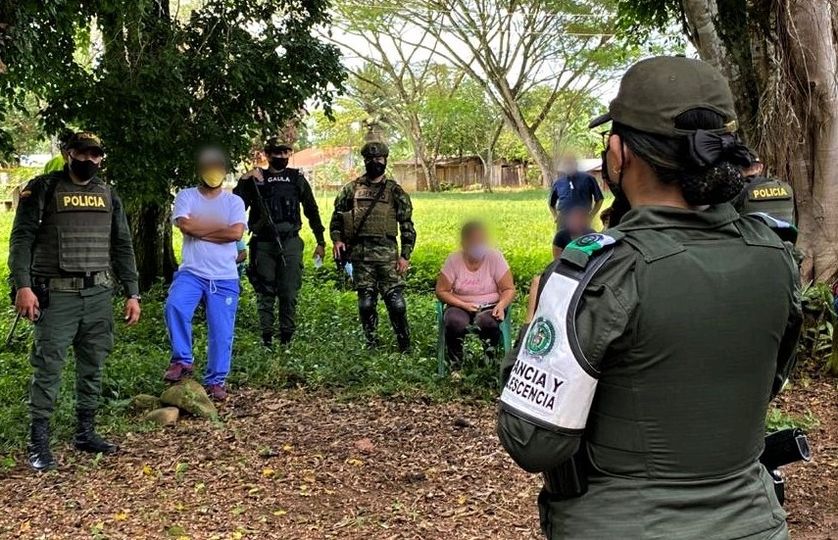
[57, 193, 111, 212]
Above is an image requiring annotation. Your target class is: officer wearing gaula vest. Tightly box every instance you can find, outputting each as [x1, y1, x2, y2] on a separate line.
[330, 141, 416, 351]
[233, 137, 326, 347]
[497, 57, 802, 539]
[9, 132, 141, 472]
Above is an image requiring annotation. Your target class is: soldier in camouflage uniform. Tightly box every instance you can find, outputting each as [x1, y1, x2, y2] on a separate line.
[330, 142, 416, 351]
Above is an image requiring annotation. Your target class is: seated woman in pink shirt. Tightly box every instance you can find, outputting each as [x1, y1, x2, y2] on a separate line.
[435, 221, 516, 369]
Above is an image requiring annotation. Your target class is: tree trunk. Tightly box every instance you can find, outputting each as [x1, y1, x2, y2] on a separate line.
[406, 117, 439, 191]
[782, 0, 838, 281]
[130, 201, 177, 291]
[681, 0, 838, 282]
[494, 81, 556, 185]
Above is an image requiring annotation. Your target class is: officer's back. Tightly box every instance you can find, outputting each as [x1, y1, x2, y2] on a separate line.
[497, 57, 800, 539]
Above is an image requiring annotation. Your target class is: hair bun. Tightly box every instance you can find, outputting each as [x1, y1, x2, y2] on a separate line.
[681, 162, 745, 205]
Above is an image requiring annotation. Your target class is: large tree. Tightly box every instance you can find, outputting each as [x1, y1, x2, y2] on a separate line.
[1, 0, 344, 288]
[621, 0, 838, 281]
[386, 0, 638, 184]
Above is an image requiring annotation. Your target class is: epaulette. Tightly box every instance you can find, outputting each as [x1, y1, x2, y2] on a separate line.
[743, 212, 798, 245]
[560, 230, 624, 269]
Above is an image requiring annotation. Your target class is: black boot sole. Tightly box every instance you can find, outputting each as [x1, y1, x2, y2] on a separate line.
[28, 458, 57, 472]
[74, 442, 119, 454]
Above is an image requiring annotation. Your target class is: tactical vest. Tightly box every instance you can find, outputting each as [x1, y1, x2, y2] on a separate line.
[32, 177, 113, 276]
[351, 180, 398, 238]
[256, 168, 302, 233]
[502, 222, 791, 480]
[739, 177, 795, 224]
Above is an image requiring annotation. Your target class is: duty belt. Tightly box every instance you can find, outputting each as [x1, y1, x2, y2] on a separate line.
[35, 272, 110, 291]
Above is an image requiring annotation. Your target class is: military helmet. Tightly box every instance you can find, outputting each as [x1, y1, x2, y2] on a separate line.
[264, 136, 293, 154]
[360, 141, 389, 159]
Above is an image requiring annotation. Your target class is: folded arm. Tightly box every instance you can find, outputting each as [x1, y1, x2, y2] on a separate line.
[177, 217, 244, 244]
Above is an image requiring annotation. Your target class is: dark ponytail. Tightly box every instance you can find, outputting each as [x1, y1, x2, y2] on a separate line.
[612, 108, 752, 205]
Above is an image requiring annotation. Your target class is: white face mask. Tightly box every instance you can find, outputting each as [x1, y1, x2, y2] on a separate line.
[466, 244, 488, 261]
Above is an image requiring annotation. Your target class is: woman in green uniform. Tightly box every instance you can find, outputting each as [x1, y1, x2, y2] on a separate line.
[497, 56, 801, 539]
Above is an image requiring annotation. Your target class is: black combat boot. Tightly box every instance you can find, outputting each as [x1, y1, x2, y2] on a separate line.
[358, 289, 379, 348]
[74, 409, 119, 454]
[384, 288, 411, 353]
[28, 418, 57, 472]
[279, 331, 293, 345]
[262, 333, 273, 348]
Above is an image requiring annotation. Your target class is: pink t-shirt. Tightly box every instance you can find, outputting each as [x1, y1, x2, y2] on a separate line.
[441, 249, 510, 305]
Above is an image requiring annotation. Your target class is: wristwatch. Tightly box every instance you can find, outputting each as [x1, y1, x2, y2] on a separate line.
[127, 294, 142, 303]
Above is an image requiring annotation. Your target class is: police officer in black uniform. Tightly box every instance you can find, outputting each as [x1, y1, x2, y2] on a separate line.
[233, 138, 326, 346]
[732, 157, 797, 243]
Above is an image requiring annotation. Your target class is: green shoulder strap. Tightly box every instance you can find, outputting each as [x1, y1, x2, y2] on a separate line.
[560, 230, 625, 270]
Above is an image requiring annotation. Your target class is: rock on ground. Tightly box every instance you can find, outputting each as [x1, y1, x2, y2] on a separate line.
[160, 379, 217, 419]
[129, 394, 161, 412]
[144, 407, 180, 426]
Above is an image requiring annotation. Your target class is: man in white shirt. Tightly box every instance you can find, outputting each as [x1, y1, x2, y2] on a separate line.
[163, 148, 246, 401]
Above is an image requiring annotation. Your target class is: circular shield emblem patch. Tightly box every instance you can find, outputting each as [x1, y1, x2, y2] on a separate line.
[575, 233, 604, 247]
[525, 317, 556, 357]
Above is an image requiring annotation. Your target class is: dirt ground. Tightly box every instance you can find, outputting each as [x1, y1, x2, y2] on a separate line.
[0, 379, 835, 540]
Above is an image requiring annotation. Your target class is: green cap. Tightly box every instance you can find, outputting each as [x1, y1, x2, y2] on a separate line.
[66, 131, 105, 154]
[589, 56, 738, 136]
[264, 136, 293, 153]
[361, 141, 389, 159]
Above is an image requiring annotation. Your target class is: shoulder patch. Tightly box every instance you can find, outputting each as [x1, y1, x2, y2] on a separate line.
[561, 232, 621, 269]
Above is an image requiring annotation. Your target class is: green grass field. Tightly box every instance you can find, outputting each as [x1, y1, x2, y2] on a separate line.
[0, 189, 568, 451]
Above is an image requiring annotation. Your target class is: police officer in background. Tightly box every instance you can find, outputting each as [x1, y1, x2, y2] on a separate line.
[497, 57, 801, 539]
[234, 137, 326, 347]
[330, 142, 416, 352]
[733, 157, 797, 243]
[9, 132, 141, 472]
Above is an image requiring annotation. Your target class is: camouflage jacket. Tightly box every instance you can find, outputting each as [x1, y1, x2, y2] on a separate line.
[329, 176, 416, 261]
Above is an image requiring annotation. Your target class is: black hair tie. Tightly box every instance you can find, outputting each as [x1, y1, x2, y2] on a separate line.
[687, 129, 752, 168]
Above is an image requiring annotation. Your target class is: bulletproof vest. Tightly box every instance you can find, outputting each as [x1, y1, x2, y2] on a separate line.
[32, 176, 113, 276]
[503, 222, 792, 481]
[258, 168, 302, 233]
[584, 223, 791, 480]
[738, 176, 795, 224]
[352, 180, 398, 238]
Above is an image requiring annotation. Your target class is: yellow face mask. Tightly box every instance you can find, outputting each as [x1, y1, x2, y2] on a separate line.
[201, 168, 226, 188]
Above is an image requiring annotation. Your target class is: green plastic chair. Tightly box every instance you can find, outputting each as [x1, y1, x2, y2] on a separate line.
[435, 300, 513, 376]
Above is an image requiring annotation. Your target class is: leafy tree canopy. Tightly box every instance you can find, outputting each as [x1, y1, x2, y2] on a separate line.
[1, 0, 345, 203]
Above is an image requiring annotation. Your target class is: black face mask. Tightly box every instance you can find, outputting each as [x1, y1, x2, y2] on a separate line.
[269, 157, 288, 170]
[600, 146, 630, 226]
[365, 160, 386, 179]
[69, 157, 99, 182]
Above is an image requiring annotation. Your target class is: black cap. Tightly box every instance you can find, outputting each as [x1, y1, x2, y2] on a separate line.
[264, 137, 293, 154]
[589, 56, 738, 137]
[65, 131, 104, 154]
[361, 141, 389, 159]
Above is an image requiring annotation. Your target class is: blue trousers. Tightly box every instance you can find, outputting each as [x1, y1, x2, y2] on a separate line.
[164, 270, 240, 386]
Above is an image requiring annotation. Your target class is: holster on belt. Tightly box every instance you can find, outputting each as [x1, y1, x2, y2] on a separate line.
[541, 448, 590, 500]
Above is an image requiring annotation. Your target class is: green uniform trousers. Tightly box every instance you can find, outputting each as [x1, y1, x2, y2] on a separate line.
[251, 236, 304, 337]
[29, 286, 114, 420]
[352, 260, 403, 293]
